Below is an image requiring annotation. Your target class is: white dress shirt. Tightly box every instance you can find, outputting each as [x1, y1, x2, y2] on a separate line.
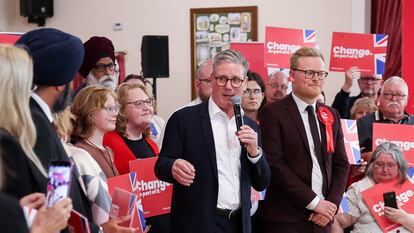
[31, 92, 53, 123]
[208, 98, 261, 210]
[291, 93, 324, 210]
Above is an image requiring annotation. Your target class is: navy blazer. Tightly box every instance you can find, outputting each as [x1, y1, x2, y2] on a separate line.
[155, 101, 270, 233]
[30, 98, 100, 233]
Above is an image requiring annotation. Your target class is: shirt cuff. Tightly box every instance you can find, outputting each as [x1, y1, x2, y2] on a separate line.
[247, 147, 262, 164]
[306, 196, 320, 210]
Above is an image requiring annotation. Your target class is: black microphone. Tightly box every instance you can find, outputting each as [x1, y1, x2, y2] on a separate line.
[231, 95, 244, 131]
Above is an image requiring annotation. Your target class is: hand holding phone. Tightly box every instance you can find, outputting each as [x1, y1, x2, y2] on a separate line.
[46, 160, 72, 207]
[383, 191, 398, 209]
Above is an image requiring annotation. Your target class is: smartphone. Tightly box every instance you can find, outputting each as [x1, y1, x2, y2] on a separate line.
[46, 160, 72, 207]
[383, 191, 398, 209]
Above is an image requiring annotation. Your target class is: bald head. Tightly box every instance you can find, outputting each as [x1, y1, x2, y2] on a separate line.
[265, 71, 289, 103]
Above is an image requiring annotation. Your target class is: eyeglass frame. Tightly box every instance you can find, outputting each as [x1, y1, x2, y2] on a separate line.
[214, 76, 245, 88]
[94, 63, 117, 72]
[291, 69, 328, 80]
[267, 82, 288, 90]
[243, 88, 264, 97]
[102, 105, 120, 113]
[381, 92, 407, 101]
[373, 162, 399, 171]
[198, 79, 212, 84]
[359, 77, 381, 84]
[126, 98, 154, 109]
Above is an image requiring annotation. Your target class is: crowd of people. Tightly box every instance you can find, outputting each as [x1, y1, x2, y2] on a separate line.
[0, 27, 413, 233]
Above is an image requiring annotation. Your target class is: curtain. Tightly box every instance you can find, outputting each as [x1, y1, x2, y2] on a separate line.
[371, 0, 402, 79]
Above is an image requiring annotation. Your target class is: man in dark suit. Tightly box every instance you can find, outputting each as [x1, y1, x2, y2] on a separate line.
[260, 47, 349, 233]
[155, 49, 270, 233]
[357, 76, 414, 158]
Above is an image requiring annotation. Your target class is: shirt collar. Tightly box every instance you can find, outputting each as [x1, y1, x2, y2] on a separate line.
[208, 96, 244, 120]
[292, 92, 317, 113]
[31, 92, 54, 123]
[376, 110, 411, 123]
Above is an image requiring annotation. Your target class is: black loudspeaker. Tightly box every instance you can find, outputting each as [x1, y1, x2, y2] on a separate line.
[141, 35, 169, 78]
[20, 0, 53, 17]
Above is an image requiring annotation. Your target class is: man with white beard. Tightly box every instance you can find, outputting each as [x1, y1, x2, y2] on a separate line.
[73, 36, 118, 97]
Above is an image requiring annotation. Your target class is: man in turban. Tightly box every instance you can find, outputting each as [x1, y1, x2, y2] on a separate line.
[73, 36, 118, 97]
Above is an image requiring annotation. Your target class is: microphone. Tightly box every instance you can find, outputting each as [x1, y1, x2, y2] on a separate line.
[231, 95, 244, 131]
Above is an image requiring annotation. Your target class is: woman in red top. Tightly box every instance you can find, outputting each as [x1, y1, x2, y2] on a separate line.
[103, 82, 169, 233]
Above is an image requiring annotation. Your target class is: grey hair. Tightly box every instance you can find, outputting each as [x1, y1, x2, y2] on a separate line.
[212, 49, 249, 77]
[196, 60, 213, 80]
[366, 142, 408, 184]
[381, 76, 408, 96]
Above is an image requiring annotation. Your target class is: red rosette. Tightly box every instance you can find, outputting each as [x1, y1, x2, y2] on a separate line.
[317, 106, 335, 153]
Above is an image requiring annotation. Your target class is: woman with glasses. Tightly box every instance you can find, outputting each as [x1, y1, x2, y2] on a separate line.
[71, 85, 119, 178]
[104, 82, 170, 233]
[242, 71, 266, 122]
[333, 142, 414, 233]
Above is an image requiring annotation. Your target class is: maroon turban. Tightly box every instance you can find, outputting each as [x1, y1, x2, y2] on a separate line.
[79, 36, 115, 77]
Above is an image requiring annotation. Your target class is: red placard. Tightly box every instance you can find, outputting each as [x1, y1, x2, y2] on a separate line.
[231, 42, 268, 82]
[107, 173, 146, 232]
[372, 123, 414, 165]
[264, 26, 317, 68]
[68, 210, 91, 233]
[0, 32, 23, 44]
[362, 180, 414, 232]
[329, 32, 388, 75]
[109, 187, 137, 227]
[129, 158, 172, 218]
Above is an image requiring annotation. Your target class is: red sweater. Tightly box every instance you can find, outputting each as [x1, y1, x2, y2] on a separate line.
[103, 131, 159, 175]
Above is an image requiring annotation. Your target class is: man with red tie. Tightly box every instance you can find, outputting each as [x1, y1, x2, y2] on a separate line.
[260, 47, 350, 233]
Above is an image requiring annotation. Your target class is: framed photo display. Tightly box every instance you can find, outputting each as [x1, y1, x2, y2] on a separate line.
[190, 6, 258, 98]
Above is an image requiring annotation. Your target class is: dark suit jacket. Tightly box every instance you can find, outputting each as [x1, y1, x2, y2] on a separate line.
[0, 128, 45, 198]
[260, 94, 349, 232]
[357, 111, 414, 152]
[0, 193, 29, 233]
[154, 102, 270, 233]
[331, 89, 362, 119]
[30, 98, 100, 233]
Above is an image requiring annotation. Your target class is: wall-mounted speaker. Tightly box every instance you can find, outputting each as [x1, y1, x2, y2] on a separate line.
[20, 0, 53, 17]
[141, 35, 169, 78]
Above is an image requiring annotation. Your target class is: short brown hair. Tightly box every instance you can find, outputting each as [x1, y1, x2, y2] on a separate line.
[71, 85, 117, 139]
[290, 47, 325, 70]
[116, 83, 151, 138]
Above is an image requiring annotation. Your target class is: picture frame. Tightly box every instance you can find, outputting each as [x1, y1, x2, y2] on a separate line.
[190, 6, 258, 99]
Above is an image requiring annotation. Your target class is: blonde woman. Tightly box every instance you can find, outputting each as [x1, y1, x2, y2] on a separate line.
[0, 44, 72, 233]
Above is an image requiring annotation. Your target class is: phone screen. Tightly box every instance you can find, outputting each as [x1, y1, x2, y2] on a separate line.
[383, 191, 398, 209]
[46, 161, 72, 207]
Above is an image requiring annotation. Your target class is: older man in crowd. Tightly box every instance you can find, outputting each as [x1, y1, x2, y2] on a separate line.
[265, 71, 289, 104]
[155, 49, 270, 233]
[189, 59, 213, 106]
[357, 76, 414, 156]
[260, 47, 349, 233]
[72, 36, 118, 97]
[332, 67, 383, 119]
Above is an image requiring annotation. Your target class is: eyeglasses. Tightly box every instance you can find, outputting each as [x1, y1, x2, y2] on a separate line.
[373, 162, 398, 170]
[243, 89, 263, 97]
[359, 77, 380, 84]
[292, 69, 328, 80]
[268, 83, 288, 90]
[214, 76, 245, 88]
[381, 92, 407, 101]
[126, 98, 153, 109]
[198, 79, 211, 84]
[103, 105, 119, 113]
[94, 63, 116, 72]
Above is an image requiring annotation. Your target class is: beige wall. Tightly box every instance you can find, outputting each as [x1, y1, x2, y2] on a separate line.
[0, 0, 356, 119]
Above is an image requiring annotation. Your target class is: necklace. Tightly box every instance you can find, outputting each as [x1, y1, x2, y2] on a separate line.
[85, 139, 117, 177]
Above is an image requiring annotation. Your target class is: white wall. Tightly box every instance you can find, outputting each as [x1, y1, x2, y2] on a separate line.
[0, 0, 357, 119]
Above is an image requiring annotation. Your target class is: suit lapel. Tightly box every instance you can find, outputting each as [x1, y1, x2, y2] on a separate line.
[199, 103, 218, 181]
[286, 95, 311, 155]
